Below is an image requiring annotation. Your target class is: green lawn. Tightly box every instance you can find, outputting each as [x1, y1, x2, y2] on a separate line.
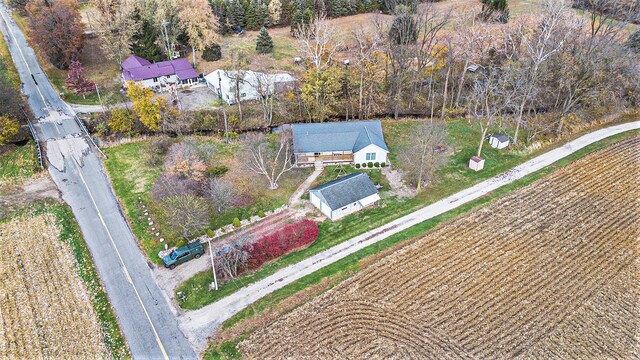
[175, 116, 639, 311]
[203, 129, 640, 359]
[0, 142, 39, 181]
[104, 141, 164, 262]
[103, 137, 311, 263]
[175, 118, 536, 310]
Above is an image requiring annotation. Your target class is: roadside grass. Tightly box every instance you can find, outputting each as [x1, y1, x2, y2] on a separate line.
[104, 141, 164, 263]
[0, 142, 39, 181]
[46, 203, 130, 359]
[203, 129, 640, 358]
[0, 31, 21, 89]
[103, 137, 311, 263]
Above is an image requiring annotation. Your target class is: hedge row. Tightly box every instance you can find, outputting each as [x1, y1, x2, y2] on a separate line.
[244, 219, 319, 269]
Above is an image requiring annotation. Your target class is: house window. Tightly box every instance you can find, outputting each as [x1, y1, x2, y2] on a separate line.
[241, 93, 246, 98]
[314, 152, 321, 156]
[366, 152, 376, 161]
[341, 206, 348, 210]
[153, 77, 158, 83]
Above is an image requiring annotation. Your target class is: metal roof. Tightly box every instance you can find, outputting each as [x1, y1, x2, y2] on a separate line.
[310, 173, 379, 211]
[292, 120, 389, 154]
[121, 55, 199, 81]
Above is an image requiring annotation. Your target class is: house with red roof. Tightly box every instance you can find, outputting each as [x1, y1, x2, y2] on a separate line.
[120, 55, 201, 92]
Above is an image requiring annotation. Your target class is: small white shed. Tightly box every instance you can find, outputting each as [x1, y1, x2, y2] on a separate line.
[309, 173, 380, 221]
[489, 134, 510, 149]
[469, 156, 485, 171]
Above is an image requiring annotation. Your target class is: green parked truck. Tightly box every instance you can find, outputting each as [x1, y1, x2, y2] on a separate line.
[163, 242, 205, 269]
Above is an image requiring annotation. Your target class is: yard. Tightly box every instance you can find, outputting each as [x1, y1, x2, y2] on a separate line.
[174, 116, 548, 310]
[103, 136, 311, 263]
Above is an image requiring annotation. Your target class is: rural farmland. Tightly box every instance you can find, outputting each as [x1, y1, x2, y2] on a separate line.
[0, 214, 109, 358]
[240, 136, 640, 358]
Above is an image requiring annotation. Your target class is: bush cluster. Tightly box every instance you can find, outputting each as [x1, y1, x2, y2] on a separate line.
[244, 220, 319, 269]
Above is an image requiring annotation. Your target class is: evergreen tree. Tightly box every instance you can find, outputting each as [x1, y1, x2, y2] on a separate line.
[256, 2, 272, 28]
[203, 43, 223, 61]
[628, 30, 640, 53]
[256, 27, 274, 53]
[332, 0, 346, 17]
[291, 9, 303, 33]
[302, 8, 314, 25]
[246, 2, 257, 30]
[217, 6, 231, 35]
[481, 0, 509, 23]
[228, 0, 247, 30]
[389, 12, 417, 45]
[129, 8, 164, 62]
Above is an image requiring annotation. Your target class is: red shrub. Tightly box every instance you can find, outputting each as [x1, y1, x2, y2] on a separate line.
[244, 220, 319, 269]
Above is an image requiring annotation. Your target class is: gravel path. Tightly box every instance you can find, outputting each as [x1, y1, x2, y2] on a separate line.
[178, 121, 639, 352]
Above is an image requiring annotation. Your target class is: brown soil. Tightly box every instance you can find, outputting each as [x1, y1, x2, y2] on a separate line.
[240, 136, 640, 358]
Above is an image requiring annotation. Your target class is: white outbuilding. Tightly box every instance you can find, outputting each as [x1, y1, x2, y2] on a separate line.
[309, 173, 380, 221]
[489, 134, 510, 149]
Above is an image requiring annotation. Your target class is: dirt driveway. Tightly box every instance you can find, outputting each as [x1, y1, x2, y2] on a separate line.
[176, 86, 217, 111]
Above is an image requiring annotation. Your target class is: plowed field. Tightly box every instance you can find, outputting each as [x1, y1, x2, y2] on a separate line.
[240, 136, 640, 358]
[0, 214, 109, 358]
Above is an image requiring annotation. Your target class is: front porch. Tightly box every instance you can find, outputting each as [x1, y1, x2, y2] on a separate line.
[295, 153, 354, 167]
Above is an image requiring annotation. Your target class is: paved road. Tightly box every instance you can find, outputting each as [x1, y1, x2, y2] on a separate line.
[180, 120, 640, 351]
[0, 4, 196, 359]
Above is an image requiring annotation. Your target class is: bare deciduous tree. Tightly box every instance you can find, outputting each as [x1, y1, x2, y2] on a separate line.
[93, 0, 137, 63]
[467, 69, 506, 158]
[163, 194, 209, 239]
[296, 14, 343, 120]
[214, 236, 250, 279]
[207, 179, 238, 213]
[505, 0, 568, 144]
[243, 131, 295, 190]
[397, 120, 449, 190]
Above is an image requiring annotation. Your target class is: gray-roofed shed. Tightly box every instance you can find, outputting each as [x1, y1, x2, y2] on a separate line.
[310, 173, 379, 211]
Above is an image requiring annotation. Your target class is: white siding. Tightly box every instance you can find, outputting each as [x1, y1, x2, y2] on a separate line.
[330, 201, 362, 220]
[205, 70, 295, 105]
[127, 74, 196, 92]
[310, 192, 332, 219]
[353, 144, 388, 165]
[359, 193, 380, 207]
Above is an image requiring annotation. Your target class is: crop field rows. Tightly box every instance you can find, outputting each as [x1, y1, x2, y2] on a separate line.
[0, 214, 109, 359]
[240, 136, 640, 358]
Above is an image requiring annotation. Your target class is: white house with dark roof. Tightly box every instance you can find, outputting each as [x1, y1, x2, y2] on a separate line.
[291, 120, 389, 167]
[204, 70, 296, 105]
[309, 173, 380, 220]
[120, 55, 200, 91]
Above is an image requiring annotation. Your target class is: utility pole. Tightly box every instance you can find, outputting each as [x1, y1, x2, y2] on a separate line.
[95, 83, 105, 112]
[223, 107, 229, 144]
[206, 238, 218, 290]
